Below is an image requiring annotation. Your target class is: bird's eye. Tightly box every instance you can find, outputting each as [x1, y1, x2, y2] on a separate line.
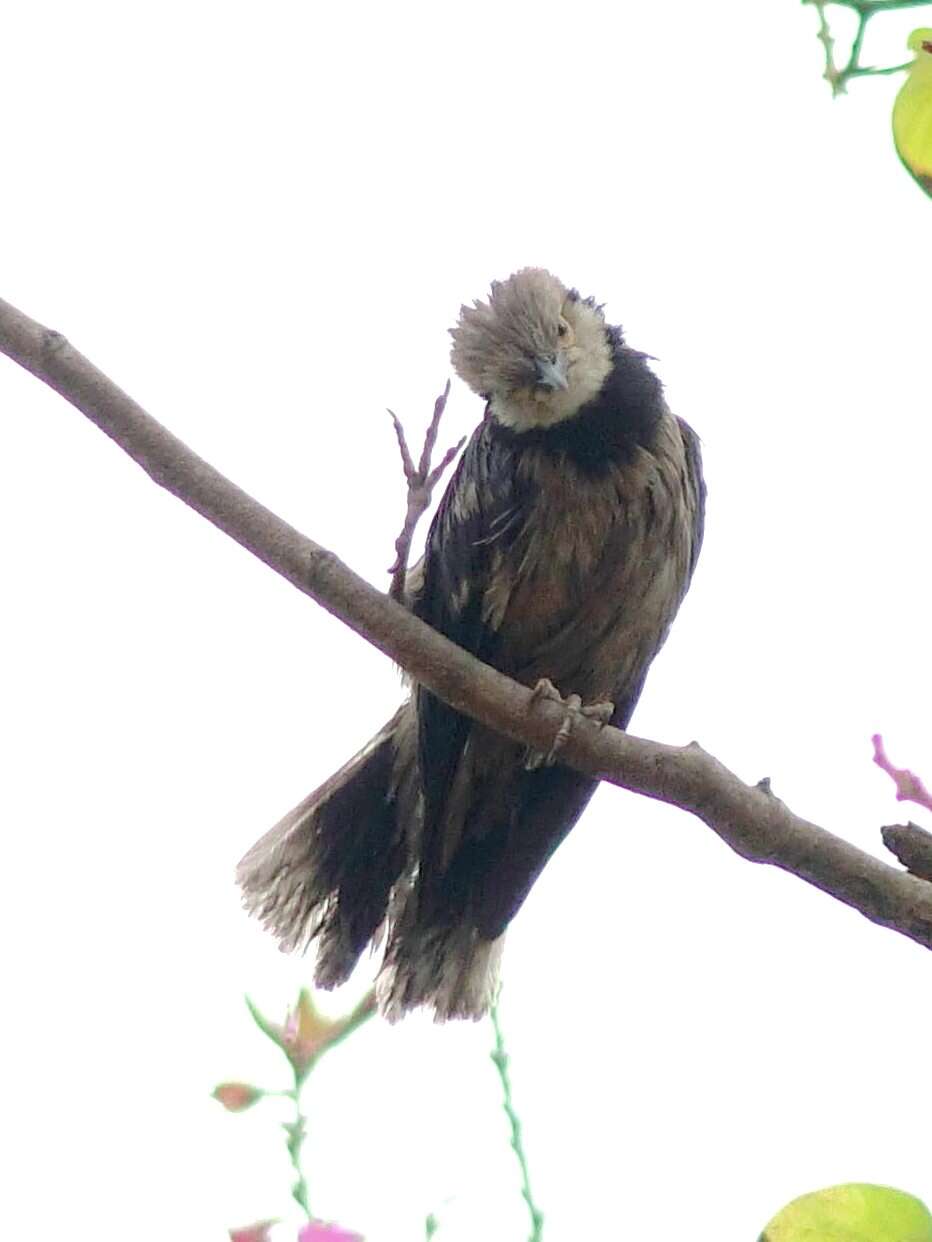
[557, 318, 569, 338]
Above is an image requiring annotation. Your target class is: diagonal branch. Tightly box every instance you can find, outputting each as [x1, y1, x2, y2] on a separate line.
[2, 294, 932, 954]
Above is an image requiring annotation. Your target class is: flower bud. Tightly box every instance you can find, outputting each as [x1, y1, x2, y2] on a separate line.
[229, 1221, 276, 1242]
[213, 1082, 263, 1112]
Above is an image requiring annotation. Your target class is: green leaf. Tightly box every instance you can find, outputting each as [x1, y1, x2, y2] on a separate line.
[760, 1183, 932, 1241]
[244, 995, 287, 1052]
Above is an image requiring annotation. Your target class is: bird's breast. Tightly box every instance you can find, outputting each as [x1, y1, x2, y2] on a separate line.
[482, 415, 696, 699]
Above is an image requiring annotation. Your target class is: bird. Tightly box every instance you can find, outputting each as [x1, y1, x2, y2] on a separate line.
[893, 29, 932, 199]
[237, 268, 705, 1021]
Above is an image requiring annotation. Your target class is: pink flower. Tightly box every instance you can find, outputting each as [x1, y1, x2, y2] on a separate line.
[213, 1082, 263, 1112]
[229, 1221, 276, 1242]
[245, 987, 377, 1079]
[279, 990, 342, 1074]
[298, 1222, 364, 1242]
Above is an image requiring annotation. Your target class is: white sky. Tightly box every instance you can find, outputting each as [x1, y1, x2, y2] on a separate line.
[2, 3, 931, 1240]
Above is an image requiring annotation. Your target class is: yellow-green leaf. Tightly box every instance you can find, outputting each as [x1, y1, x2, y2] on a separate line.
[760, 1183, 932, 1242]
[893, 29, 932, 198]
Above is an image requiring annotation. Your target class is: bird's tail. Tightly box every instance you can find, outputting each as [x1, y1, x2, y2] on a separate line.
[376, 907, 504, 1023]
[238, 702, 504, 1021]
[237, 707, 407, 989]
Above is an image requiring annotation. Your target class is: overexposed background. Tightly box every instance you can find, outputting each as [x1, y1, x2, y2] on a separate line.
[1, 2, 930, 1239]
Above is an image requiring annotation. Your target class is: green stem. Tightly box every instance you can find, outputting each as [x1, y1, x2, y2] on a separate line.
[287, 993, 376, 1218]
[490, 1001, 543, 1242]
[847, 8, 871, 70]
[285, 1079, 312, 1221]
[810, 0, 932, 12]
[854, 0, 931, 11]
[847, 58, 913, 74]
[241, 989, 378, 1224]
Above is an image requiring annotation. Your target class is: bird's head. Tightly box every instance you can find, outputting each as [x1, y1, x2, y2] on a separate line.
[450, 268, 614, 432]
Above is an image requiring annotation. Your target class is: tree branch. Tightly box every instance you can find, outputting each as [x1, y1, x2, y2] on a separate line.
[2, 294, 932, 953]
[882, 823, 932, 883]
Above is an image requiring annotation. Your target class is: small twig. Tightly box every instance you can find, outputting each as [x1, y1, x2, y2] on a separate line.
[812, 0, 843, 91]
[802, 0, 930, 94]
[490, 998, 543, 1242]
[387, 380, 465, 602]
[872, 734, 932, 815]
[882, 822, 932, 883]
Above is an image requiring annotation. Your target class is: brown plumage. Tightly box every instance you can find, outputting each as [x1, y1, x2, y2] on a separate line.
[238, 268, 705, 1021]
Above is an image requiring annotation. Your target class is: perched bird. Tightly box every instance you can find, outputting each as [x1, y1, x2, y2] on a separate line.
[893, 29, 932, 199]
[238, 269, 705, 1021]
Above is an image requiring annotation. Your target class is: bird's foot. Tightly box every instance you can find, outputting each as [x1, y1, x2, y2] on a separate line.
[386, 382, 466, 603]
[524, 678, 615, 770]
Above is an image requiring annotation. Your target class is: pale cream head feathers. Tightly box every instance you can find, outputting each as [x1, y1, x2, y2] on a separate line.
[450, 268, 613, 432]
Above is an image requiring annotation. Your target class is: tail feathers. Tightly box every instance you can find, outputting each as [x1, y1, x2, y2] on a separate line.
[238, 702, 506, 1022]
[376, 904, 504, 1022]
[237, 709, 406, 988]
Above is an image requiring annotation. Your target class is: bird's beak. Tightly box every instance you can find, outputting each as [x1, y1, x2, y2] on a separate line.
[534, 354, 569, 391]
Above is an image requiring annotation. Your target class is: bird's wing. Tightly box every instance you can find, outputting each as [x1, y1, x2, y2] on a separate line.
[471, 415, 706, 938]
[678, 415, 706, 583]
[410, 410, 705, 936]
[411, 416, 522, 869]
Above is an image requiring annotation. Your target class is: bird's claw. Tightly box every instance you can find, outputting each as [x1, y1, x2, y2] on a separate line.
[524, 678, 615, 770]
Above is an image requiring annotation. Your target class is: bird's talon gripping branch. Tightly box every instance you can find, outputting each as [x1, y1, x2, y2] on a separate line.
[527, 676, 563, 708]
[525, 679, 615, 770]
